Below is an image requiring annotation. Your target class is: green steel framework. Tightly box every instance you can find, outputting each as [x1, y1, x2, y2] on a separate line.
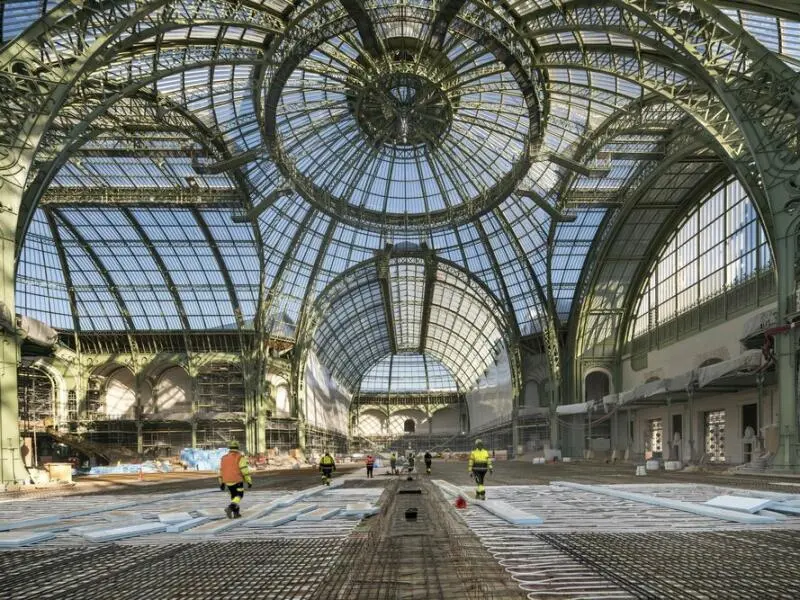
[0, 0, 799, 481]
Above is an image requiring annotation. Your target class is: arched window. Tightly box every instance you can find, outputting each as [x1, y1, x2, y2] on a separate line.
[630, 177, 771, 340]
[404, 419, 416, 433]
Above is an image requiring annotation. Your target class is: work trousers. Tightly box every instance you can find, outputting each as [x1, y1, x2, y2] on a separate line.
[226, 482, 245, 513]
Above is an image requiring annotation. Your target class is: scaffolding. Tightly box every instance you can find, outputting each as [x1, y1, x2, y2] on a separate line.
[195, 419, 246, 450]
[304, 424, 348, 455]
[141, 422, 193, 458]
[196, 364, 245, 414]
[266, 418, 299, 451]
[17, 365, 55, 466]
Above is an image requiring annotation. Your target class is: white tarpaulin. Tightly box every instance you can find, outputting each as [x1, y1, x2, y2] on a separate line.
[615, 370, 696, 407]
[697, 349, 763, 388]
[556, 402, 591, 415]
[601, 393, 618, 409]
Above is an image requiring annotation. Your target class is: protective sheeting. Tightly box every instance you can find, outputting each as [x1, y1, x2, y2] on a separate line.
[555, 402, 591, 415]
[697, 350, 764, 388]
[612, 370, 696, 407]
[304, 350, 350, 434]
[465, 347, 512, 431]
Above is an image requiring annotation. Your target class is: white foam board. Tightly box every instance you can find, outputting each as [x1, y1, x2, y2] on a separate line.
[166, 517, 210, 533]
[81, 522, 167, 542]
[704, 495, 774, 513]
[479, 500, 544, 525]
[769, 503, 800, 515]
[157, 512, 194, 525]
[242, 503, 317, 528]
[194, 509, 226, 520]
[0, 531, 56, 547]
[296, 507, 340, 521]
[181, 519, 242, 535]
[340, 502, 378, 516]
[0, 516, 60, 532]
[554, 482, 776, 524]
[69, 520, 145, 535]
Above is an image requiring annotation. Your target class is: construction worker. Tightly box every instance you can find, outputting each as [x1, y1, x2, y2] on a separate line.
[390, 452, 397, 475]
[319, 452, 336, 485]
[424, 451, 433, 475]
[407, 451, 415, 472]
[365, 454, 375, 478]
[218, 440, 252, 519]
[468, 439, 492, 500]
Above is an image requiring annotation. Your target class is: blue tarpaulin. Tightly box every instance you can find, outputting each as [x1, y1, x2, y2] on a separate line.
[179, 448, 228, 471]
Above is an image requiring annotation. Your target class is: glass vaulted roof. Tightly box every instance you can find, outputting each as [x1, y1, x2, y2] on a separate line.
[359, 353, 459, 394]
[7, 0, 796, 390]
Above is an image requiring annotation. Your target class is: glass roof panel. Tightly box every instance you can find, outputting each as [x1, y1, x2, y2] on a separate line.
[54, 216, 128, 331]
[551, 209, 606, 319]
[723, 9, 800, 69]
[0, 0, 54, 45]
[359, 353, 459, 394]
[16, 209, 73, 330]
[390, 259, 425, 350]
[127, 208, 237, 330]
[56, 207, 182, 330]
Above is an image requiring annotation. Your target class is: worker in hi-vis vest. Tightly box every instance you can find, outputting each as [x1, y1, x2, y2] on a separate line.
[319, 452, 336, 485]
[218, 440, 252, 518]
[468, 439, 493, 500]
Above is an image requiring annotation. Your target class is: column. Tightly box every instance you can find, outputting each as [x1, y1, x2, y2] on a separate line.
[0, 201, 26, 483]
[773, 216, 799, 470]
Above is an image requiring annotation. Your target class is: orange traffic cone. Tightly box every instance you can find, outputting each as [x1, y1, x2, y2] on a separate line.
[138, 466, 144, 481]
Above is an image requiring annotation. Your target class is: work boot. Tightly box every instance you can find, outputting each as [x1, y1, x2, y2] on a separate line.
[233, 511, 242, 519]
[224, 505, 233, 519]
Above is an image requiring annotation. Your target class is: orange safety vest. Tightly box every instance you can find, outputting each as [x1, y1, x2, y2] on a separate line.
[366, 456, 375, 466]
[220, 451, 245, 483]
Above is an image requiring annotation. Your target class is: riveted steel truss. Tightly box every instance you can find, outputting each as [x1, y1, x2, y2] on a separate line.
[295, 252, 516, 395]
[3, 1, 800, 442]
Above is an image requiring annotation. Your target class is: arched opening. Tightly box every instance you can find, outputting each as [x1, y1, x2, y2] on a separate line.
[274, 384, 291, 417]
[152, 366, 192, 417]
[585, 371, 611, 403]
[404, 419, 416, 433]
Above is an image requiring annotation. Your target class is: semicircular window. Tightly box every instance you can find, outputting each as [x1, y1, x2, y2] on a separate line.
[630, 177, 771, 341]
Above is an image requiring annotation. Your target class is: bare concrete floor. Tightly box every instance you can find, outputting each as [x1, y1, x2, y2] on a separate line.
[2, 460, 800, 599]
